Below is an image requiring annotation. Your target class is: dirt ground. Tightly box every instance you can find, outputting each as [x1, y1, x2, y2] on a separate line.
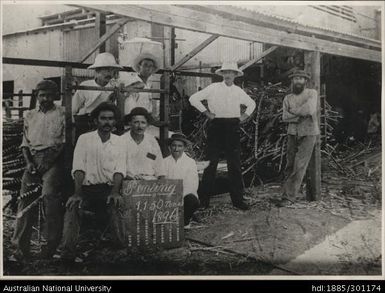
[2, 161, 382, 276]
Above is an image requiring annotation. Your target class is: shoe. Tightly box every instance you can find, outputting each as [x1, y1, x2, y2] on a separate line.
[233, 201, 250, 211]
[40, 246, 56, 259]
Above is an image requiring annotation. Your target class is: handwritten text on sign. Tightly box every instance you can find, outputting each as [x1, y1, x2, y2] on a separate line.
[121, 179, 184, 249]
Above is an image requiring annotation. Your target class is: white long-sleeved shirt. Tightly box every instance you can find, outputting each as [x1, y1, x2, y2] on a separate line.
[72, 79, 114, 117]
[189, 81, 256, 118]
[72, 131, 126, 185]
[164, 153, 199, 199]
[122, 132, 165, 178]
[118, 72, 153, 115]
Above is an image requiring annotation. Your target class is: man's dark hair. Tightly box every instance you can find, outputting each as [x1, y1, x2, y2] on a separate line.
[139, 58, 155, 66]
[90, 102, 119, 120]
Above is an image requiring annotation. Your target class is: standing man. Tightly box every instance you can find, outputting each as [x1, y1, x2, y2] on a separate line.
[164, 133, 200, 227]
[277, 69, 319, 207]
[12, 80, 66, 260]
[189, 62, 256, 210]
[72, 52, 122, 141]
[121, 107, 165, 180]
[61, 102, 126, 261]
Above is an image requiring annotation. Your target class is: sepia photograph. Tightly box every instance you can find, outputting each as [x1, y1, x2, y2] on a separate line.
[1, 0, 383, 279]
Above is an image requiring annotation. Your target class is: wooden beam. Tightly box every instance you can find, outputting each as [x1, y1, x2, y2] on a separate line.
[239, 46, 278, 71]
[305, 51, 322, 201]
[170, 34, 219, 71]
[95, 12, 107, 53]
[80, 18, 130, 62]
[3, 57, 216, 78]
[75, 4, 381, 63]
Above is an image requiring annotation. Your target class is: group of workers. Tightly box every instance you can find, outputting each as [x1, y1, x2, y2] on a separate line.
[11, 48, 319, 262]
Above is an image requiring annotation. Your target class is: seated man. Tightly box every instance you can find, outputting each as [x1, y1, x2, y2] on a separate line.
[61, 102, 126, 261]
[121, 107, 165, 180]
[12, 80, 66, 260]
[164, 133, 200, 227]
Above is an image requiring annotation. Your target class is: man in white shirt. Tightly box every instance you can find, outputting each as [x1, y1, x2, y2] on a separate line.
[164, 133, 200, 226]
[189, 62, 256, 210]
[122, 107, 165, 180]
[72, 52, 122, 142]
[61, 102, 126, 261]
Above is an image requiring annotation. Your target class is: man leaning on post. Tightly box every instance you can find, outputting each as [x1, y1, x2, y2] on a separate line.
[275, 69, 320, 207]
[12, 80, 66, 261]
[61, 102, 126, 262]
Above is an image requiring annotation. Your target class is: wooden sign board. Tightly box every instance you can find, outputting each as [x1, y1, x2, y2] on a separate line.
[121, 179, 184, 250]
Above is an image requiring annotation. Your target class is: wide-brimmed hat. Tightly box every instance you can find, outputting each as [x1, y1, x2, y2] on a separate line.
[88, 52, 123, 70]
[122, 37, 163, 73]
[288, 69, 311, 80]
[167, 133, 191, 146]
[133, 52, 162, 73]
[215, 61, 243, 77]
[124, 107, 151, 124]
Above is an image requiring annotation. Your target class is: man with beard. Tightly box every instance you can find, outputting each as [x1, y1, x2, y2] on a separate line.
[164, 133, 200, 227]
[72, 52, 122, 141]
[189, 61, 256, 210]
[12, 80, 66, 260]
[276, 70, 319, 207]
[61, 102, 126, 261]
[122, 107, 165, 180]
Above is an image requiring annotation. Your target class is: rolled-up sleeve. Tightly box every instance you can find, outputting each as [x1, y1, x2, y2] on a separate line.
[239, 90, 256, 116]
[113, 138, 126, 177]
[72, 135, 87, 176]
[292, 90, 318, 116]
[282, 96, 299, 123]
[72, 90, 85, 117]
[184, 159, 199, 196]
[20, 113, 30, 149]
[189, 84, 214, 113]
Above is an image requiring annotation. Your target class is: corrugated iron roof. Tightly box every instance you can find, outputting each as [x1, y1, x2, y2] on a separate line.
[229, 5, 380, 44]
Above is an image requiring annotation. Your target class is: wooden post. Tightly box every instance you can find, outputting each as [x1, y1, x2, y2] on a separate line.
[304, 51, 321, 201]
[95, 12, 106, 53]
[18, 90, 23, 119]
[63, 66, 74, 169]
[160, 72, 170, 155]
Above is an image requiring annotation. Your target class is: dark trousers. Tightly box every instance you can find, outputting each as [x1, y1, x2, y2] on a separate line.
[200, 118, 245, 206]
[283, 135, 316, 198]
[12, 153, 65, 257]
[184, 194, 200, 225]
[61, 184, 126, 258]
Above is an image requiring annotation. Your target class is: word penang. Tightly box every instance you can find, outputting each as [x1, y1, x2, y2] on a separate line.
[123, 181, 177, 197]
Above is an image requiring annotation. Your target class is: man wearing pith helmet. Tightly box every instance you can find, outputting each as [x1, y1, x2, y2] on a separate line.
[72, 52, 122, 141]
[276, 69, 320, 207]
[164, 133, 200, 227]
[189, 61, 256, 211]
[12, 80, 66, 261]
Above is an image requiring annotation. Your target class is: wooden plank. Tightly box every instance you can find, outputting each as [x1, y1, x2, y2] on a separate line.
[80, 18, 130, 62]
[121, 179, 184, 249]
[75, 4, 381, 62]
[305, 51, 322, 201]
[170, 34, 219, 71]
[63, 66, 74, 168]
[18, 90, 23, 119]
[160, 72, 170, 155]
[95, 12, 107, 53]
[3, 57, 216, 78]
[239, 46, 278, 71]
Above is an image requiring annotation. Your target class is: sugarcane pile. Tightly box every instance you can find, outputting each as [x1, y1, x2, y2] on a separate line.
[187, 82, 341, 185]
[3, 119, 25, 212]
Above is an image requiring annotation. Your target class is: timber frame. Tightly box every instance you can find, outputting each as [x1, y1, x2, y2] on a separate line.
[3, 4, 382, 201]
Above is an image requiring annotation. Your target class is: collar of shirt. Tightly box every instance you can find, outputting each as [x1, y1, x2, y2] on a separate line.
[90, 130, 120, 146]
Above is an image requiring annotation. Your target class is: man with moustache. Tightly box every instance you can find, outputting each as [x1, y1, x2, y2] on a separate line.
[12, 80, 66, 260]
[189, 61, 256, 210]
[72, 52, 122, 141]
[122, 107, 165, 180]
[61, 102, 126, 261]
[276, 69, 319, 207]
[164, 133, 200, 227]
